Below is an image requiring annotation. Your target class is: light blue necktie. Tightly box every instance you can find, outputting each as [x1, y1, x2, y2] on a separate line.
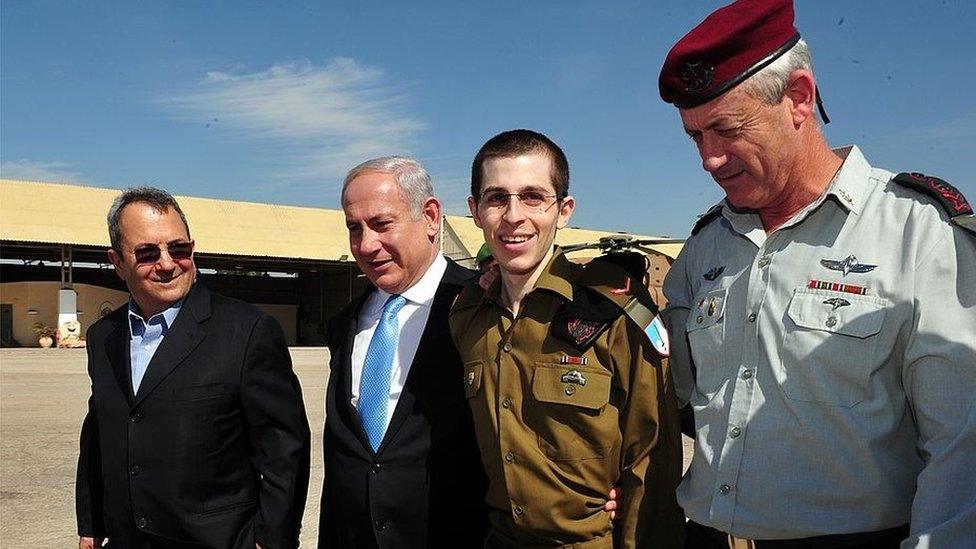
[359, 294, 407, 452]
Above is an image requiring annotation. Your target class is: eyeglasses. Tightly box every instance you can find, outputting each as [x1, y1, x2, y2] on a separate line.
[127, 240, 195, 265]
[478, 190, 558, 212]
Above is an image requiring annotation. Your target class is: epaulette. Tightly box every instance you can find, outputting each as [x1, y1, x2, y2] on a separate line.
[892, 172, 976, 235]
[691, 203, 724, 235]
[451, 282, 485, 312]
[552, 257, 669, 356]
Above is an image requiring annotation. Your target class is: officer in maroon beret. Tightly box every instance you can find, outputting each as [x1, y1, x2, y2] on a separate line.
[658, 0, 976, 547]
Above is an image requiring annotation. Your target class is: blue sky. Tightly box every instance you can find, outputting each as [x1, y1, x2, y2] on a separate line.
[2, 1, 974, 237]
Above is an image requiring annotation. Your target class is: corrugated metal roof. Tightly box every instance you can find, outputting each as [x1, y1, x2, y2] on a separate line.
[443, 215, 683, 259]
[1, 179, 352, 261]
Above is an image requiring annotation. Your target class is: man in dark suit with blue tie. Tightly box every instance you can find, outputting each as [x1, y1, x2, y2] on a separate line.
[317, 157, 489, 548]
[76, 187, 311, 549]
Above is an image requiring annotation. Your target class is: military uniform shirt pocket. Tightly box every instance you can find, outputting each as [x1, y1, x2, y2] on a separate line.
[782, 288, 887, 407]
[531, 363, 613, 461]
[686, 287, 729, 396]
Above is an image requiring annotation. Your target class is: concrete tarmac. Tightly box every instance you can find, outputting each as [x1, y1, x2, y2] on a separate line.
[0, 348, 693, 548]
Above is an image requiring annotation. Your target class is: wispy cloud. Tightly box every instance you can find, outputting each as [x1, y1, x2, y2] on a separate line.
[0, 159, 86, 182]
[168, 58, 425, 183]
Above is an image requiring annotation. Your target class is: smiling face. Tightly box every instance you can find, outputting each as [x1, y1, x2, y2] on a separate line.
[107, 202, 196, 318]
[680, 86, 798, 211]
[469, 152, 575, 279]
[343, 170, 441, 294]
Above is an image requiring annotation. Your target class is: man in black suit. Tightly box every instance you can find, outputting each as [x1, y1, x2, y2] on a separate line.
[76, 187, 311, 549]
[318, 157, 489, 548]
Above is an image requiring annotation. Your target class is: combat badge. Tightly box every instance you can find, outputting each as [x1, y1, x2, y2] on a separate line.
[820, 255, 876, 276]
[560, 369, 587, 386]
[822, 297, 851, 310]
[681, 60, 715, 93]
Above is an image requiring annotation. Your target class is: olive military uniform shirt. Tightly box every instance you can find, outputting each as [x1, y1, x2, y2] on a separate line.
[450, 247, 684, 549]
[664, 146, 976, 545]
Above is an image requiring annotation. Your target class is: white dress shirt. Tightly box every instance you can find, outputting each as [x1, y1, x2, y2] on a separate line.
[350, 254, 448, 430]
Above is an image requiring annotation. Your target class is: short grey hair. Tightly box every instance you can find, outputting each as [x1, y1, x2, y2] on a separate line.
[740, 39, 814, 105]
[107, 186, 191, 251]
[341, 156, 434, 219]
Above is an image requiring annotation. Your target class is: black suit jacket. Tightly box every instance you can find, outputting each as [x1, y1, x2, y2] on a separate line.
[318, 259, 488, 549]
[76, 283, 311, 549]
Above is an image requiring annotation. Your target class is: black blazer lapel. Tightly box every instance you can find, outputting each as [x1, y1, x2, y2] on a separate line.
[377, 260, 474, 454]
[336, 290, 374, 454]
[104, 310, 134, 408]
[132, 283, 211, 407]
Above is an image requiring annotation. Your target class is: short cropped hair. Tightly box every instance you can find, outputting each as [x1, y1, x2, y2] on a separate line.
[107, 187, 191, 251]
[470, 129, 570, 200]
[740, 38, 814, 105]
[341, 156, 434, 219]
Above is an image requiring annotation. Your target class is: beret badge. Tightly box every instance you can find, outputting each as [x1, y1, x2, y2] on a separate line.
[681, 61, 715, 94]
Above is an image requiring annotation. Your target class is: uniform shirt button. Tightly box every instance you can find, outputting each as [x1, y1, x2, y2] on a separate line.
[505, 451, 515, 463]
[825, 316, 838, 328]
[503, 343, 512, 352]
[719, 484, 731, 495]
[502, 398, 512, 409]
[741, 369, 754, 380]
[514, 505, 524, 516]
[696, 315, 704, 324]
[370, 463, 382, 474]
[747, 313, 757, 323]
[136, 516, 148, 529]
[729, 426, 742, 439]
[129, 465, 141, 476]
[564, 386, 576, 396]
[130, 412, 143, 423]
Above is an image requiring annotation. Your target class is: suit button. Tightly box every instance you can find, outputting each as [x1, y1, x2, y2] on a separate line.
[505, 451, 515, 463]
[502, 398, 512, 409]
[129, 412, 143, 423]
[514, 505, 524, 516]
[136, 516, 148, 529]
[129, 465, 141, 476]
[503, 343, 512, 352]
[370, 463, 382, 474]
[374, 520, 388, 531]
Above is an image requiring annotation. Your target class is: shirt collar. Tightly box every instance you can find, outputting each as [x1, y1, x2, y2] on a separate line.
[485, 246, 575, 303]
[718, 144, 873, 234]
[128, 299, 183, 337]
[372, 253, 448, 309]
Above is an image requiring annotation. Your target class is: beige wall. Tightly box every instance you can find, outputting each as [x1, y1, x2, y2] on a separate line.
[0, 282, 128, 347]
[254, 303, 299, 346]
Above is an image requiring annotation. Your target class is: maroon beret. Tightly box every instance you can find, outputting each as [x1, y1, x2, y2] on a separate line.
[659, 0, 801, 108]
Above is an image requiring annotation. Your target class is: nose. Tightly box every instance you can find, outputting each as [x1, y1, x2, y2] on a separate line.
[357, 228, 382, 255]
[698, 133, 728, 174]
[501, 195, 526, 224]
[154, 250, 178, 272]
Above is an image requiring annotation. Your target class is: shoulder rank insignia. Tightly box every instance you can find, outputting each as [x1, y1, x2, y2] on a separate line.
[892, 172, 976, 235]
[692, 203, 723, 235]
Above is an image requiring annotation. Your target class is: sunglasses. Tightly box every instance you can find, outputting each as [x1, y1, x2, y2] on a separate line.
[129, 240, 195, 265]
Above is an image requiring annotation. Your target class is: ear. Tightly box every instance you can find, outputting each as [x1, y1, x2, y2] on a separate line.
[784, 69, 817, 127]
[468, 196, 483, 229]
[107, 248, 126, 281]
[555, 196, 576, 230]
[421, 196, 442, 238]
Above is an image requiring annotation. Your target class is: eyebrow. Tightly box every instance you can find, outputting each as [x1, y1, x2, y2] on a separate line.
[480, 184, 553, 194]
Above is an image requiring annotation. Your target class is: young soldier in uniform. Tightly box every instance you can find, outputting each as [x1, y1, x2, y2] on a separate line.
[658, 0, 976, 546]
[450, 129, 684, 549]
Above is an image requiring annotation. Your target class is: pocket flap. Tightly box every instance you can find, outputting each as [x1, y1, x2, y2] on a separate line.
[788, 288, 886, 338]
[463, 362, 483, 398]
[532, 364, 611, 410]
[687, 287, 727, 332]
